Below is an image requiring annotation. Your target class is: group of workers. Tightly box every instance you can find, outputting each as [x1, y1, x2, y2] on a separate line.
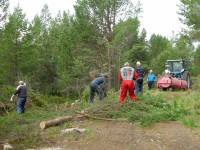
[89, 61, 155, 103]
[11, 61, 155, 114]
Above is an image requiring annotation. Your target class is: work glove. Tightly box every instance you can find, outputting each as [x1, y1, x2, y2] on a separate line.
[10, 95, 14, 101]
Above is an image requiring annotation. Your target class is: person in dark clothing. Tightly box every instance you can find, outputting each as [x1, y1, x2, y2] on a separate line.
[135, 61, 145, 94]
[10, 81, 28, 113]
[89, 75, 107, 103]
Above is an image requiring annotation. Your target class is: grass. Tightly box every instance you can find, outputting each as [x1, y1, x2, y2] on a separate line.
[0, 78, 200, 148]
[181, 116, 199, 128]
[77, 90, 191, 126]
[0, 102, 77, 148]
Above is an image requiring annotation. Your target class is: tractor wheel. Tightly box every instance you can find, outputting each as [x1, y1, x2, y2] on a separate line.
[181, 71, 191, 89]
[181, 71, 188, 80]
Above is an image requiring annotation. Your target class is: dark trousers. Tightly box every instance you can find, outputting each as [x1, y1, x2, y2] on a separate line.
[17, 97, 26, 113]
[148, 81, 154, 90]
[135, 78, 143, 94]
[89, 83, 105, 103]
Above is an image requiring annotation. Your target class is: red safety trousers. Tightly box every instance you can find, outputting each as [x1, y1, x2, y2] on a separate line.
[119, 80, 136, 104]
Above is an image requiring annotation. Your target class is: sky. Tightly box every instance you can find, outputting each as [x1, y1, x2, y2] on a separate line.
[9, 0, 184, 40]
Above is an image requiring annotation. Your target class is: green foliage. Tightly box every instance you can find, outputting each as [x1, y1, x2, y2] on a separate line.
[112, 18, 148, 66]
[149, 34, 170, 57]
[81, 86, 90, 102]
[40, 95, 68, 104]
[30, 94, 73, 107]
[78, 90, 193, 127]
[28, 92, 48, 107]
[173, 35, 194, 59]
[148, 34, 174, 74]
[193, 48, 200, 75]
[127, 94, 189, 126]
[85, 126, 94, 138]
[0, 112, 52, 148]
[179, 0, 200, 31]
[0, 0, 198, 97]
[182, 117, 199, 128]
[0, 1, 200, 147]
[0, 85, 14, 101]
[0, 0, 9, 26]
[74, 0, 142, 88]
[0, 5, 29, 85]
[0, 98, 78, 147]
[1, 85, 200, 148]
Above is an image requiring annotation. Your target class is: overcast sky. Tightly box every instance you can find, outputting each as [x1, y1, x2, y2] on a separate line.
[9, 0, 184, 39]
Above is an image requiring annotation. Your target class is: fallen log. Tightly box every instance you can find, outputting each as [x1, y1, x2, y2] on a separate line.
[40, 116, 73, 129]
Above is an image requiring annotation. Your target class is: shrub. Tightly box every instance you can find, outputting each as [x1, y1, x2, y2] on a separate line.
[81, 86, 90, 102]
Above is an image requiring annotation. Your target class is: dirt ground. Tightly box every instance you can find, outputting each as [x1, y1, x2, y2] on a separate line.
[47, 119, 200, 150]
[38, 89, 200, 150]
[3, 89, 199, 150]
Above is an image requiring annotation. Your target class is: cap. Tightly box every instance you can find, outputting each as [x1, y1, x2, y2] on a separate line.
[124, 62, 130, 66]
[136, 61, 141, 65]
[19, 81, 24, 85]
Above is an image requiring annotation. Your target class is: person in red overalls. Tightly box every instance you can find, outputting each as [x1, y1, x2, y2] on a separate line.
[118, 62, 138, 104]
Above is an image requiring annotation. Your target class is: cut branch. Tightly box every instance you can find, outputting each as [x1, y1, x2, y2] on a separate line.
[0, 102, 9, 114]
[76, 111, 127, 121]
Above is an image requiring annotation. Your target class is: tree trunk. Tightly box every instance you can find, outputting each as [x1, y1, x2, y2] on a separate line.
[39, 116, 73, 129]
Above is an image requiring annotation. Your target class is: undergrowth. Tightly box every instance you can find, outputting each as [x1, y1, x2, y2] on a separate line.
[78, 91, 191, 127]
[0, 87, 200, 148]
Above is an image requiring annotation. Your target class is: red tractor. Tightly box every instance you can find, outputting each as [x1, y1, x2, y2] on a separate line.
[157, 59, 191, 91]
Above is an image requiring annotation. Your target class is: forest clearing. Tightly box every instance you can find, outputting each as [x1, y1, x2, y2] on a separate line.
[1, 0, 200, 149]
[1, 76, 200, 150]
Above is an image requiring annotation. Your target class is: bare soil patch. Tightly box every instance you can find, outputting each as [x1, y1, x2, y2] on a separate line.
[52, 120, 200, 150]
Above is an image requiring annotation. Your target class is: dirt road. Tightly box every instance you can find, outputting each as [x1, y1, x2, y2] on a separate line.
[54, 120, 200, 150]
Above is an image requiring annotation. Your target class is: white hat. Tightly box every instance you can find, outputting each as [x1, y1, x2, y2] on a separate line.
[136, 61, 141, 65]
[19, 81, 24, 85]
[124, 62, 130, 66]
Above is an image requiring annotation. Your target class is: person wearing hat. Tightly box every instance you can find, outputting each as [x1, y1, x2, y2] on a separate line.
[10, 81, 28, 113]
[135, 61, 145, 94]
[118, 62, 138, 104]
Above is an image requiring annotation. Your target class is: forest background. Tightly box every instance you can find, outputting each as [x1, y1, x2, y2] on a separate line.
[0, 0, 200, 103]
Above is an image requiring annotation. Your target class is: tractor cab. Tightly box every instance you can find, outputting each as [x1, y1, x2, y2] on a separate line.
[165, 59, 191, 88]
[165, 60, 185, 78]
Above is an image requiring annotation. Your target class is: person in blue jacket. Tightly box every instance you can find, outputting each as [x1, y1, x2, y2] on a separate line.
[147, 70, 156, 90]
[89, 74, 108, 103]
